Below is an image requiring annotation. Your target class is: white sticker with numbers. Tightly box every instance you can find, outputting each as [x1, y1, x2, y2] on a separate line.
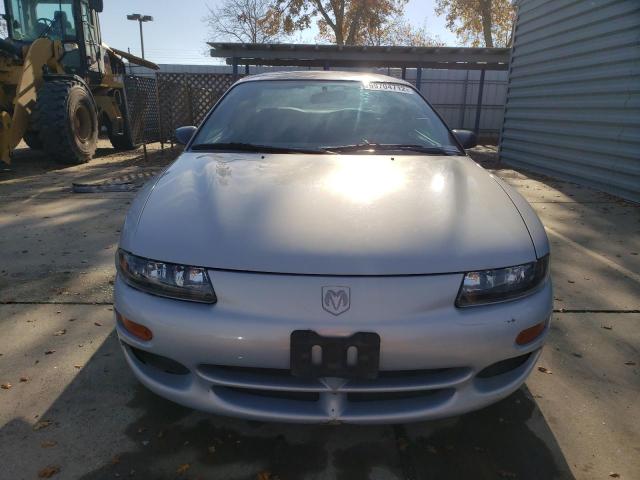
[363, 82, 414, 93]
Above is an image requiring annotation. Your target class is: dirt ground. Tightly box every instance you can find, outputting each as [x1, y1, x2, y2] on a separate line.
[0, 142, 638, 480]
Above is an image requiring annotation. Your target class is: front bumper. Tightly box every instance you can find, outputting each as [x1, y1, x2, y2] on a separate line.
[114, 270, 552, 424]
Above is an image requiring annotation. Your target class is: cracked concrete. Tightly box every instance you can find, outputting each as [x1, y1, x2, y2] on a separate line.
[0, 143, 638, 479]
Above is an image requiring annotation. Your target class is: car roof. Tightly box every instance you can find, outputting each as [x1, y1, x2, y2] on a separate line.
[235, 70, 414, 87]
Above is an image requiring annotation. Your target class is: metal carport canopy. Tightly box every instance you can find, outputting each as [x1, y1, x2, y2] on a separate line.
[209, 43, 510, 71]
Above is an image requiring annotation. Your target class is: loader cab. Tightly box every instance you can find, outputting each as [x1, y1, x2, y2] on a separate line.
[3, 0, 104, 79]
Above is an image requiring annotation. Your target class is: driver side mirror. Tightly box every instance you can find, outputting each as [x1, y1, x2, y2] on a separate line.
[175, 126, 197, 145]
[452, 129, 478, 150]
[89, 0, 103, 12]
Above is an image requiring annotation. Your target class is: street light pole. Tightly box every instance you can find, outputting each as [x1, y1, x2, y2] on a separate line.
[126, 14, 153, 60]
[138, 19, 145, 59]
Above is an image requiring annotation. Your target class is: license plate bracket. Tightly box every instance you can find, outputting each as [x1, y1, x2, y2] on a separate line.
[290, 330, 380, 379]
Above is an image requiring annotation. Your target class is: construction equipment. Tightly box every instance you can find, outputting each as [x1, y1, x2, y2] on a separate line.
[0, 0, 159, 164]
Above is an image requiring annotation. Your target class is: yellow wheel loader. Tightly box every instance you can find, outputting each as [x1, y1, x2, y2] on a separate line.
[0, 0, 158, 165]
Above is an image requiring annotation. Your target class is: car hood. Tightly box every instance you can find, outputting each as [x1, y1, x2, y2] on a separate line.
[122, 152, 536, 275]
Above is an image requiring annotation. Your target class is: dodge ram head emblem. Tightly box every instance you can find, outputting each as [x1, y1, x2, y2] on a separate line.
[322, 286, 350, 315]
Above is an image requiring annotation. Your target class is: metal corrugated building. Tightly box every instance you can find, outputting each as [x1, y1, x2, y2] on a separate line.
[500, 0, 640, 202]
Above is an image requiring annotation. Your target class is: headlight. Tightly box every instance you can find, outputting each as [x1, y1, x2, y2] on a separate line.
[456, 256, 549, 307]
[116, 249, 217, 303]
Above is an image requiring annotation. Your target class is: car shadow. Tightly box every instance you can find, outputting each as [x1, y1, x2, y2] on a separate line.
[0, 330, 575, 480]
[0, 141, 178, 186]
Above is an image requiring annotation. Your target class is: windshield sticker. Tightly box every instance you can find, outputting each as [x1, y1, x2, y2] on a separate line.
[363, 82, 414, 93]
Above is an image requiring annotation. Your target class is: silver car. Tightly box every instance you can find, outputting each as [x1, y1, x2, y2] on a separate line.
[114, 71, 552, 424]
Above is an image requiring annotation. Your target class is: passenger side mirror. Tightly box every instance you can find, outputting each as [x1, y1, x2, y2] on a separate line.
[452, 129, 478, 150]
[175, 126, 197, 145]
[89, 0, 103, 12]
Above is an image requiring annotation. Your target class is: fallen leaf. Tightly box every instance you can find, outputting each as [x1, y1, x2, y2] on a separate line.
[257, 472, 272, 480]
[624, 361, 636, 366]
[1, 383, 11, 390]
[45, 350, 56, 355]
[19, 376, 29, 382]
[53, 329, 66, 336]
[41, 440, 57, 448]
[94, 322, 102, 327]
[176, 464, 190, 475]
[74, 365, 82, 369]
[33, 419, 53, 431]
[38, 465, 60, 478]
[609, 473, 620, 478]
[537, 366, 552, 374]
[571, 353, 583, 358]
[567, 280, 575, 284]
[601, 325, 613, 330]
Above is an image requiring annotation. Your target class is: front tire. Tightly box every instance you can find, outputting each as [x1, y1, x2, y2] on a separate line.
[34, 80, 98, 164]
[23, 130, 43, 150]
[109, 123, 139, 151]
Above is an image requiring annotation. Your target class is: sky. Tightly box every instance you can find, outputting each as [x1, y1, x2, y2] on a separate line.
[98, 0, 459, 65]
[1, 0, 459, 65]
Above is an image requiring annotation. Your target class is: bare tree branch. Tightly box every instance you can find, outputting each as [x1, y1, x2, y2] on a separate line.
[205, 0, 284, 44]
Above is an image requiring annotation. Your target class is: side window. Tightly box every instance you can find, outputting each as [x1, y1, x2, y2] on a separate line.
[35, 1, 76, 40]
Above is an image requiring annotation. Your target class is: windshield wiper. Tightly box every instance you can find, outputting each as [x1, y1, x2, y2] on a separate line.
[190, 142, 329, 154]
[322, 143, 461, 155]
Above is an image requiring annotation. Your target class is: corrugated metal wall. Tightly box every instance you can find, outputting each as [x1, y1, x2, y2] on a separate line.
[500, 0, 640, 202]
[132, 64, 509, 137]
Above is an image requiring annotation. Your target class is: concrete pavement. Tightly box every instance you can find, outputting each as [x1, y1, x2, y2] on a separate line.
[0, 143, 638, 479]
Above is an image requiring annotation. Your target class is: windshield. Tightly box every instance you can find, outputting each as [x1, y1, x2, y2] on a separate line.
[191, 79, 463, 155]
[7, 0, 77, 41]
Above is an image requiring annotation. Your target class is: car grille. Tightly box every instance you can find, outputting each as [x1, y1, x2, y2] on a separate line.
[196, 364, 470, 421]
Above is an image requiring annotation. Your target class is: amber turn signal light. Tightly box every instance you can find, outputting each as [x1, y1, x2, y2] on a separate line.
[515, 321, 546, 345]
[116, 311, 153, 341]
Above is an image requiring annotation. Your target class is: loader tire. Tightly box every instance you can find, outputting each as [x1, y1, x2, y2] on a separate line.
[24, 131, 43, 150]
[109, 124, 139, 151]
[35, 80, 98, 164]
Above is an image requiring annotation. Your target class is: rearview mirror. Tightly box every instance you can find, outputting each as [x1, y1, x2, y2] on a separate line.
[89, 0, 103, 12]
[175, 126, 197, 145]
[452, 129, 477, 150]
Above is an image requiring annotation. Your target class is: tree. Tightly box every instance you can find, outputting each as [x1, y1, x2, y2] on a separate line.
[362, 15, 444, 47]
[205, 0, 283, 43]
[269, 0, 408, 46]
[435, 0, 514, 48]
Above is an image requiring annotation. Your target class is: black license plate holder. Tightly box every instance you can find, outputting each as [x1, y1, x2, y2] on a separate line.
[290, 330, 380, 379]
